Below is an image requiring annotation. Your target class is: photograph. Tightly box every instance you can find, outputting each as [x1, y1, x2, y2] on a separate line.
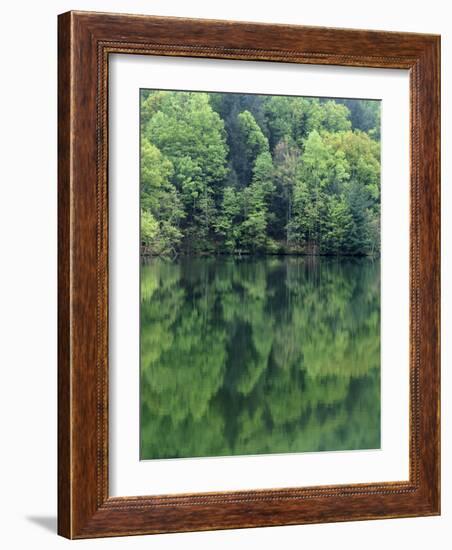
[0, 0, 445, 545]
[139, 89, 382, 460]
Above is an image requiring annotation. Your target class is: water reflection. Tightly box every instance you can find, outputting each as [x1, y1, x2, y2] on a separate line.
[140, 256, 380, 459]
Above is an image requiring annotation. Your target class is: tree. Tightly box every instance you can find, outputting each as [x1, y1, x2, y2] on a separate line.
[140, 138, 174, 211]
[263, 96, 331, 149]
[209, 93, 269, 188]
[139, 91, 383, 460]
[335, 99, 381, 137]
[263, 96, 300, 148]
[324, 130, 380, 254]
[141, 209, 159, 247]
[320, 100, 352, 133]
[140, 90, 380, 257]
[294, 130, 350, 253]
[274, 139, 299, 244]
[140, 138, 184, 254]
[252, 151, 275, 197]
[238, 147, 276, 253]
[144, 92, 229, 252]
[241, 183, 268, 252]
[237, 110, 270, 185]
[215, 187, 242, 252]
[322, 196, 353, 254]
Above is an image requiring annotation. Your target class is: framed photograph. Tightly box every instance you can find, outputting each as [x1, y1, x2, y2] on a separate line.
[58, 11, 440, 539]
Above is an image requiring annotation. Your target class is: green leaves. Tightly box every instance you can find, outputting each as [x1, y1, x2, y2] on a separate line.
[140, 90, 380, 257]
[144, 92, 228, 189]
[321, 100, 352, 133]
[214, 187, 241, 252]
[141, 209, 159, 246]
[140, 138, 184, 255]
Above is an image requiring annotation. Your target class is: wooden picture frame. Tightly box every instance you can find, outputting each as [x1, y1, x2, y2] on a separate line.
[58, 10, 440, 539]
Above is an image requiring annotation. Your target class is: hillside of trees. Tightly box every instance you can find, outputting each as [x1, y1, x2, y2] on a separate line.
[140, 90, 381, 256]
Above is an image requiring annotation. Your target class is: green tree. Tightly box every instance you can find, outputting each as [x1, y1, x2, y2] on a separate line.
[209, 93, 268, 187]
[140, 138, 184, 254]
[262, 97, 350, 141]
[252, 151, 275, 197]
[241, 183, 268, 252]
[237, 110, 270, 184]
[322, 196, 353, 253]
[144, 92, 229, 252]
[215, 186, 242, 252]
[239, 149, 276, 253]
[141, 209, 159, 247]
[325, 130, 380, 254]
[140, 90, 380, 257]
[336, 99, 381, 136]
[293, 130, 350, 252]
[263, 96, 301, 148]
[274, 139, 299, 244]
[320, 100, 352, 133]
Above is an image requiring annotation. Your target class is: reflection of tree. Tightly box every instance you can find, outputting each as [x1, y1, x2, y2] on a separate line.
[140, 257, 380, 459]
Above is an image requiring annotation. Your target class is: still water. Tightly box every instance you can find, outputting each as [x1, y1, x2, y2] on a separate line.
[140, 256, 380, 460]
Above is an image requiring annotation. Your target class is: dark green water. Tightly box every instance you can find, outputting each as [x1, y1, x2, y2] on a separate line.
[140, 256, 380, 460]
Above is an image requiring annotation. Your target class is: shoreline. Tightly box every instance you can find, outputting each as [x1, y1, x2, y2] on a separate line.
[141, 251, 380, 260]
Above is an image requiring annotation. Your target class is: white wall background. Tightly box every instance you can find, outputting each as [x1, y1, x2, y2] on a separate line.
[0, 1, 449, 548]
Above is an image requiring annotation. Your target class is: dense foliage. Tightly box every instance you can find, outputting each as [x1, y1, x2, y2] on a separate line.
[140, 91, 380, 256]
[140, 257, 380, 459]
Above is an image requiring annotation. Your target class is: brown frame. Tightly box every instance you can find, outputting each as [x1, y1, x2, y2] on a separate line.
[58, 10, 440, 539]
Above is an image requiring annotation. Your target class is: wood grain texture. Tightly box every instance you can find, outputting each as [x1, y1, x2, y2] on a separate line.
[57, 10, 440, 539]
[57, 10, 72, 539]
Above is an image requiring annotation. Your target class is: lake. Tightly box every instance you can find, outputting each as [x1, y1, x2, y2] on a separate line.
[140, 256, 380, 460]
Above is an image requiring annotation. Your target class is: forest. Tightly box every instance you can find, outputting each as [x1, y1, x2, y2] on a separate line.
[140, 90, 381, 256]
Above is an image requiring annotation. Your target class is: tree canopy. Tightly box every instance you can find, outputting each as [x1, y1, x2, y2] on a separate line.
[140, 90, 380, 256]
